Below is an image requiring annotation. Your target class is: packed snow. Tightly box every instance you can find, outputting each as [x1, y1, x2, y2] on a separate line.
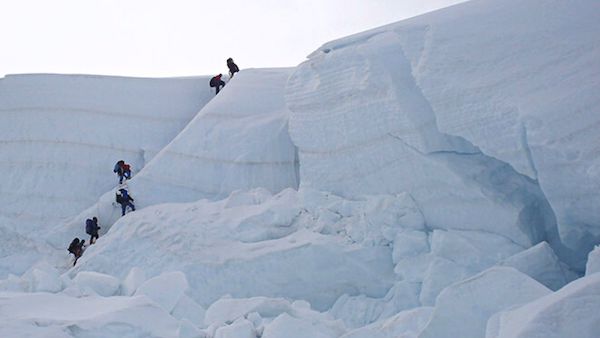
[1, 0, 600, 336]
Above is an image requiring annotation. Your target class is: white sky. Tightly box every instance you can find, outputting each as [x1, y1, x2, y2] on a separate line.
[0, 0, 466, 78]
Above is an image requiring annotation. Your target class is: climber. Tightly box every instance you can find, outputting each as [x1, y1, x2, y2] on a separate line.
[67, 238, 85, 266]
[116, 188, 136, 216]
[227, 58, 239, 78]
[85, 217, 101, 244]
[209, 74, 225, 95]
[113, 160, 132, 184]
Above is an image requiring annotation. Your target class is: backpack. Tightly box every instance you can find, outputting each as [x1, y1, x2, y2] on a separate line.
[116, 189, 129, 203]
[85, 219, 94, 235]
[114, 161, 124, 173]
[210, 76, 222, 87]
[68, 238, 80, 254]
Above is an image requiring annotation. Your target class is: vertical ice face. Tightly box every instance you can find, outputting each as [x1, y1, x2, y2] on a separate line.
[129, 68, 299, 206]
[285, 21, 555, 250]
[0, 74, 213, 230]
[286, 0, 600, 269]
[410, 0, 600, 265]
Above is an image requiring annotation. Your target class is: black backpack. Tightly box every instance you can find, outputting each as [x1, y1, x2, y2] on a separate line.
[85, 219, 94, 235]
[68, 238, 80, 254]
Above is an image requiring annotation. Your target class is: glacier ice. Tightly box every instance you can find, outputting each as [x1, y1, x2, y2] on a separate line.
[131, 68, 299, 206]
[486, 272, 600, 338]
[499, 241, 575, 290]
[586, 245, 600, 276]
[0, 0, 599, 336]
[418, 266, 551, 338]
[72, 271, 120, 297]
[134, 271, 190, 313]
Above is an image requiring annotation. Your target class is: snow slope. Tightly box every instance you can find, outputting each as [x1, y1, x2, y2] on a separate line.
[0, 74, 213, 225]
[0, 74, 213, 277]
[131, 68, 299, 206]
[1, 0, 600, 336]
[44, 68, 299, 257]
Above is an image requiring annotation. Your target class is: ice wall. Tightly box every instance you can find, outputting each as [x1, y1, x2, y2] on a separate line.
[44, 68, 299, 253]
[287, 19, 548, 253]
[287, 0, 600, 269]
[0, 74, 213, 275]
[130, 68, 299, 206]
[410, 0, 600, 268]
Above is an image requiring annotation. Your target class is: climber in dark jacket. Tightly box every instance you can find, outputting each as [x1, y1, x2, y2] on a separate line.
[116, 188, 136, 216]
[209, 74, 226, 95]
[85, 217, 100, 244]
[68, 238, 85, 266]
[113, 160, 132, 184]
[227, 58, 239, 78]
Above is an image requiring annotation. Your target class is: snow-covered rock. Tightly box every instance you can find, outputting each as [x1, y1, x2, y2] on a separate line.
[486, 272, 600, 338]
[418, 267, 551, 338]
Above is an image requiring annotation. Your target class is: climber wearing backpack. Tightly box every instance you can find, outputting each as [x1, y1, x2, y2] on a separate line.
[116, 188, 136, 216]
[85, 217, 101, 244]
[68, 238, 85, 266]
[209, 74, 225, 95]
[227, 58, 239, 78]
[113, 160, 132, 184]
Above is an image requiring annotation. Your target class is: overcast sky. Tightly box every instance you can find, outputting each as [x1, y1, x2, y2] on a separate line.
[0, 0, 466, 78]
